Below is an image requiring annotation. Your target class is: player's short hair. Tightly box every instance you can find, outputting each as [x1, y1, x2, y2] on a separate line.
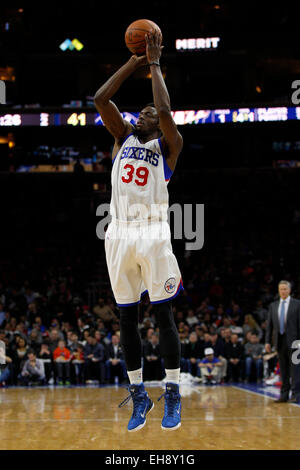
[143, 102, 155, 109]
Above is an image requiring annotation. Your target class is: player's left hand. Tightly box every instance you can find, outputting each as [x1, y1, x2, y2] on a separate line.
[145, 30, 164, 63]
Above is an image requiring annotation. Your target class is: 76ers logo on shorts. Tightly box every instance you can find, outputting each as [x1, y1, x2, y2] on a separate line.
[164, 277, 176, 294]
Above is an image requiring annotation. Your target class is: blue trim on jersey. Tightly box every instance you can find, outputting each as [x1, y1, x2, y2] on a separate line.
[116, 289, 148, 307]
[112, 133, 134, 165]
[158, 138, 173, 181]
[150, 279, 184, 305]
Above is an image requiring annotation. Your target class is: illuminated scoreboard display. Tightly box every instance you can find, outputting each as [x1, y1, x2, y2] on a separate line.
[1, 107, 300, 127]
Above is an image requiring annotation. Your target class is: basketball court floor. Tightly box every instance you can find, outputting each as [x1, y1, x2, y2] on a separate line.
[0, 383, 299, 450]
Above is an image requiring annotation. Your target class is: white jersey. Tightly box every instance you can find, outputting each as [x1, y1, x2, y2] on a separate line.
[110, 133, 173, 222]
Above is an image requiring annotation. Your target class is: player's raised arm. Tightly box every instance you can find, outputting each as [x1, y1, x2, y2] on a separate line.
[93, 55, 147, 142]
[146, 31, 183, 170]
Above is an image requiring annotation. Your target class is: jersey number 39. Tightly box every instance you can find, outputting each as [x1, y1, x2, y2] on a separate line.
[121, 164, 149, 187]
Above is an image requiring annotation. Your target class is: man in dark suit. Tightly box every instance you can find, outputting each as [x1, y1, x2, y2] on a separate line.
[265, 280, 300, 403]
[224, 333, 244, 382]
[105, 334, 127, 383]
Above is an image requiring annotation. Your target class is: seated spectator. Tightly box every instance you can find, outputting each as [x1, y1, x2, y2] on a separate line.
[28, 328, 43, 354]
[243, 330, 253, 346]
[106, 320, 121, 341]
[92, 297, 118, 327]
[18, 350, 46, 386]
[84, 334, 105, 384]
[66, 331, 81, 352]
[71, 344, 85, 384]
[31, 315, 47, 335]
[95, 319, 107, 334]
[48, 329, 61, 353]
[244, 332, 264, 383]
[174, 310, 185, 327]
[37, 342, 53, 383]
[105, 335, 127, 384]
[14, 322, 27, 341]
[222, 316, 235, 331]
[53, 340, 71, 385]
[185, 332, 203, 377]
[210, 331, 227, 382]
[143, 332, 163, 381]
[95, 329, 107, 348]
[203, 332, 212, 350]
[224, 333, 244, 382]
[66, 330, 74, 349]
[185, 309, 199, 328]
[140, 318, 155, 339]
[243, 314, 263, 340]
[142, 327, 155, 347]
[253, 300, 268, 324]
[199, 347, 222, 384]
[195, 325, 205, 343]
[228, 303, 243, 324]
[77, 317, 87, 339]
[220, 327, 233, 347]
[212, 304, 225, 328]
[15, 336, 30, 375]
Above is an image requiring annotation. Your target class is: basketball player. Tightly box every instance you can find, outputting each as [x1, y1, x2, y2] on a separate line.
[94, 31, 183, 431]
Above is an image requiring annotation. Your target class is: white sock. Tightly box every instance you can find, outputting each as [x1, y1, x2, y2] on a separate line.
[165, 368, 180, 385]
[127, 368, 143, 385]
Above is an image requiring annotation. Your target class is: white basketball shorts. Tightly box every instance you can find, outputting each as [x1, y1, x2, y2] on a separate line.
[104, 219, 184, 306]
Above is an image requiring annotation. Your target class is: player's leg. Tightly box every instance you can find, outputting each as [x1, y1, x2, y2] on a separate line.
[118, 304, 154, 432]
[137, 223, 183, 430]
[154, 300, 182, 430]
[105, 222, 153, 431]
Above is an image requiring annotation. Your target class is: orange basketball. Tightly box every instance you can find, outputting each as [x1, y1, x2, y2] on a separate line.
[125, 19, 162, 55]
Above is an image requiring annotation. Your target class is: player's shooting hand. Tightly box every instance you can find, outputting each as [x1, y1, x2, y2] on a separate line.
[145, 30, 163, 63]
[130, 54, 148, 69]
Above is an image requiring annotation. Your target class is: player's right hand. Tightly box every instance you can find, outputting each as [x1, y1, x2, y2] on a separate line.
[130, 54, 148, 69]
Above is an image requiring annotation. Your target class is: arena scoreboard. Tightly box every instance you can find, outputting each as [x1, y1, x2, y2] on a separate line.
[1, 107, 300, 127]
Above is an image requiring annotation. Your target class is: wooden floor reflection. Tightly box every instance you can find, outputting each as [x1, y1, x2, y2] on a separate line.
[0, 384, 300, 450]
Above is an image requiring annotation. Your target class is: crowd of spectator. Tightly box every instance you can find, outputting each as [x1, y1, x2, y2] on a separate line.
[1, 259, 298, 387]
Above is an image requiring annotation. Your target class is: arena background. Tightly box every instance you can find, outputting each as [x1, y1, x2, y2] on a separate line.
[0, 0, 300, 453]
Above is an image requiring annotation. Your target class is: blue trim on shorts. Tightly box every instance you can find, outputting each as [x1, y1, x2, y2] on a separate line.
[141, 289, 148, 298]
[112, 132, 134, 165]
[150, 279, 184, 305]
[116, 289, 149, 307]
[116, 299, 140, 307]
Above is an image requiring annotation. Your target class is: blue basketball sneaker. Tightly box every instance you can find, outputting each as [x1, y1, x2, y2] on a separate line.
[158, 382, 181, 430]
[119, 383, 154, 432]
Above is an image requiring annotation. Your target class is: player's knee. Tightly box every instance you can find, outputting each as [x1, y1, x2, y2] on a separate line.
[152, 301, 174, 330]
[119, 305, 139, 341]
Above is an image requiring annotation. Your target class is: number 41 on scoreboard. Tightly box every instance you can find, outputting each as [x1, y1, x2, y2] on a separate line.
[67, 113, 86, 126]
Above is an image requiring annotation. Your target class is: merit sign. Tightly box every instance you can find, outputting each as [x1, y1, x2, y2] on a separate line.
[176, 37, 220, 50]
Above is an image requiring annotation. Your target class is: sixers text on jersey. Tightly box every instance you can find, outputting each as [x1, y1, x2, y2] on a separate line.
[120, 146, 159, 167]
